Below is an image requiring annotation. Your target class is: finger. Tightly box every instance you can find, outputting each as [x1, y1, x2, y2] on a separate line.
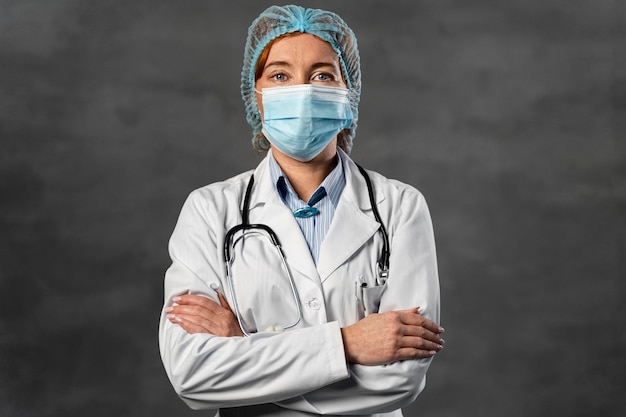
[173, 295, 222, 313]
[168, 314, 212, 334]
[395, 346, 438, 360]
[168, 302, 234, 325]
[167, 304, 214, 319]
[174, 294, 217, 306]
[400, 325, 445, 346]
[169, 296, 233, 319]
[215, 291, 234, 312]
[169, 313, 242, 337]
[399, 311, 445, 334]
[400, 334, 444, 353]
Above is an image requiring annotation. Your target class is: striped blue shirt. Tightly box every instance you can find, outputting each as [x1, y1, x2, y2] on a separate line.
[268, 151, 346, 264]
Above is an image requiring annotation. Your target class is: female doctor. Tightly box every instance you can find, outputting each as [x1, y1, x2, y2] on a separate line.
[159, 5, 444, 416]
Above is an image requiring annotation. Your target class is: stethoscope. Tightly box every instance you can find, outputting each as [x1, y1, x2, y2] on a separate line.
[223, 164, 389, 336]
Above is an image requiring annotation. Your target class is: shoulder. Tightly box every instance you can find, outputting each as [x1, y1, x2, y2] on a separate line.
[179, 169, 254, 224]
[372, 170, 428, 219]
[344, 162, 432, 237]
[187, 170, 253, 204]
[344, 156, 427, 210]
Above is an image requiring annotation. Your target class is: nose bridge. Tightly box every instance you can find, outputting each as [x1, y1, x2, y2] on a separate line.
[293, 70, 310, 85]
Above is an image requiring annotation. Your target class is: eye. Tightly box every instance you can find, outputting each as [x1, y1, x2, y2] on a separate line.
[313, 73, 334, 82]
[270, 72, 288, 82]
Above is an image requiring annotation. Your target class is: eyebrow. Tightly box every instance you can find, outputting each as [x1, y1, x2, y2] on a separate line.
[264, 61, 339, 71]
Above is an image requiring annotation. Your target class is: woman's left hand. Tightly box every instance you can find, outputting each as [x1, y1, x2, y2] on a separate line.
[165, 292, 244, 337]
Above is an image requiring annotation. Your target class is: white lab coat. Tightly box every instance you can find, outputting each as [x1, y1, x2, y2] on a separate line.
[159, 149, 440, 416]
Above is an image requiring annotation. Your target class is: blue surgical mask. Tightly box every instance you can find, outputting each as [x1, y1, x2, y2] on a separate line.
[259, 84, 353, 162]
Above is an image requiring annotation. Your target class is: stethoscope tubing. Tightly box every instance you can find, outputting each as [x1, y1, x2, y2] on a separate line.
[225, 228, 300, 336]
[222, 162, 390, 335]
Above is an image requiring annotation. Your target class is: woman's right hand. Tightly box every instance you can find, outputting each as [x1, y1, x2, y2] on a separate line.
[340, 308, 444, 365]
[165, 292, 244, 337]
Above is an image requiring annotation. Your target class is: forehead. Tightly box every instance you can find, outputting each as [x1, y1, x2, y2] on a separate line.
[265, 33, 339, 64]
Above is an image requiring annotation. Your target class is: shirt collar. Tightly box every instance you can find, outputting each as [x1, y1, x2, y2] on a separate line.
[268, 150, 345, 207]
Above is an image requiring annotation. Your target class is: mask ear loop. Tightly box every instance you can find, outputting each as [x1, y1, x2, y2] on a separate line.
[254, 88, 264, 123]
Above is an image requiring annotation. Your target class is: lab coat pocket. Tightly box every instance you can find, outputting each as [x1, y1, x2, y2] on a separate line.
[362, 284, 386, 315]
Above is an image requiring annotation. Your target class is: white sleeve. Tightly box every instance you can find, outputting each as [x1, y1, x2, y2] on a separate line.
[158, 190, 350, 411]
[274, 189, 441, 415]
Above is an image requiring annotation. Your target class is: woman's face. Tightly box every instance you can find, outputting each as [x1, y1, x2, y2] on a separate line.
[255, 33, 346, 162]
[255, 33, 346, 120]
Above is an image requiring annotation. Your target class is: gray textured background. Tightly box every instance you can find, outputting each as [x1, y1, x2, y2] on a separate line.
[1, 1, 624, 416]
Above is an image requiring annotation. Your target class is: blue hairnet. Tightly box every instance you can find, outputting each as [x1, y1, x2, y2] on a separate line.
[241, 5, 361, 153]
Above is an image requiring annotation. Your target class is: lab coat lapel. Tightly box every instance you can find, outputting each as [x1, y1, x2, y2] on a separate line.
[317, 155, 385, 282]
[247, 157, 319, 281]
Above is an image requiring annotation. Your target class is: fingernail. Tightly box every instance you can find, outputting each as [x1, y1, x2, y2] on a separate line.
[165, 306, 173, 313]
[440, 338, 446, 345]
[429, 350, 437, 356]
[438, 326, 445, 333]
[175, 316, 184, 323]
[173, 296, 181, 302]
[166, 314, 175, 320]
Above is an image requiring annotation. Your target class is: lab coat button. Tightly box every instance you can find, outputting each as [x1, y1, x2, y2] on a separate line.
[308, 298, 321, 310]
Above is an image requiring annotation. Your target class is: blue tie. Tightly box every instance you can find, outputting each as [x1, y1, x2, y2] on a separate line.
[293, 187, 327, 218]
